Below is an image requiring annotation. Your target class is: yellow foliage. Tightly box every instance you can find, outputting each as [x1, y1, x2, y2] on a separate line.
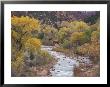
[38, 50, 52, 59]
[11, 16, 42, 51]
[76, 23, 100, 62]
[91, 31, 100, 42]
[11, 16, 40, 33]
[70, 21, 89, 32]
[77, 42, 100, 62]
[57, 27, 71, 42]
[12, 30, 20, 40]
[11, 52, 24, 73]
[60, 27, 72, 33]
[25, 38, 41, 50]
[70, 32, 84, 43]
[52, 47, 69, 54]
[77, 43, 89, 54]
[21, 35, 32, 46]
[43, 25, 52, 34]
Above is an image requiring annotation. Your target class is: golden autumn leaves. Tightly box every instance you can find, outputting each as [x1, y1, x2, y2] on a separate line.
[11, 16, 40, 33]
[11, 15, 100, 76]
[11, 16, 42, 75]
[56, 19, 100, 63]
[11, 16, 41, 50]
[25, 38, 41, 51]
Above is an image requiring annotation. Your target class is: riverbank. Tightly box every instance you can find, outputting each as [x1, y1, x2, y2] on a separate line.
[20, 58, 56, 77]
[32, 59, 57, 77]
[41, 46, 78, 77]
[52, 47, 100, 77]
[74, 63, 100, 77]
[52, 47, 75, 57]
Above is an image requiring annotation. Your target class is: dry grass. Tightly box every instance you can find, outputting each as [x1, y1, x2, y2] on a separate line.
[74, 63, 100, 77]
[52, 47, 75, 57]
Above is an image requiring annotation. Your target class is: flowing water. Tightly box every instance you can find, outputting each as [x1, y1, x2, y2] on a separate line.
[41, 45, 92, 77]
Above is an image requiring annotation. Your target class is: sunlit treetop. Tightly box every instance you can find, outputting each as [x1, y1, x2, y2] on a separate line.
[11, 16, 40, 33]
[70, 21, 90, 32]
[70, 32, 84, 43]
[57, 27, 71, 41]
[25, 38, 41, 51]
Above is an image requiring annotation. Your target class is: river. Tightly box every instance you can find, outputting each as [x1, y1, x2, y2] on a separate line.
[41, 45, 92, 77]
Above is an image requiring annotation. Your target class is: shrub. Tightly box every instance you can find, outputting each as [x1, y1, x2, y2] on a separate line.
[11, 16, 42, 76]
[11, 16, 40, 51]
[11, 51, 24, 76]
[38, 50, 53, 61]
[25, 38, 41, 51]
[11, 16, 40, 33]
[26, 50, 53, 67]
[37, 32, 44, 39]
[83, 29, 93, 43]
[70, 32, 84, 46]
[52, 47, 69, 54]
[91, 31, 100, 43]
[61, 39, 71, 49]
[69, 21, 89, 32]
[57, 27, 72, 43]
[77, 42, 100, 63]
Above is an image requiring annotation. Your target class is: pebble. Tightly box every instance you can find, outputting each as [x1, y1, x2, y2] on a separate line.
[41, 46, 91, 77]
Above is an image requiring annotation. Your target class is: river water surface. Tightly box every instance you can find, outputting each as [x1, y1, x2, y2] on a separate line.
[41, 45, 91, 77]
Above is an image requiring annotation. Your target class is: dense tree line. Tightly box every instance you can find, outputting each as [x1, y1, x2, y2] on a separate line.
[11, 11, 99, 28]
[11, 11, 100, 76]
